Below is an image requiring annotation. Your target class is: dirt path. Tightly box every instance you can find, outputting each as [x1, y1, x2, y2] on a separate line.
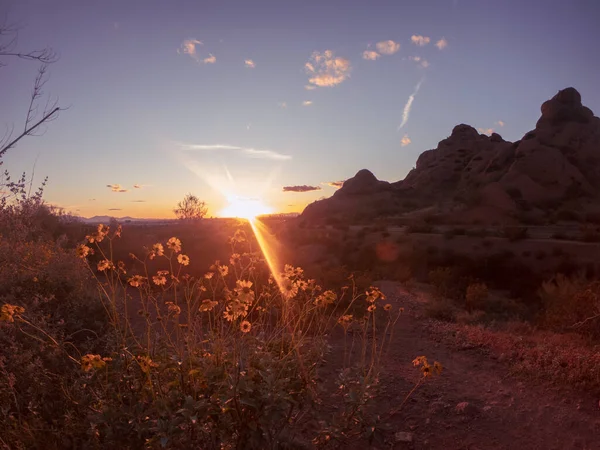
[362, 281, 600, 450]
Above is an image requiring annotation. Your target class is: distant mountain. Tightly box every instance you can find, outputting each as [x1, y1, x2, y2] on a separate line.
[81, 216, 174, 224]
[301, 87, 600, 225]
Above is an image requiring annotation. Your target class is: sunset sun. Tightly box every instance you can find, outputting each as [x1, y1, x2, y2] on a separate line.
[218, 196, 273, 220]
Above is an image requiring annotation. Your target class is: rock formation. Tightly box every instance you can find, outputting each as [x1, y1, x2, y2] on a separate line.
[301, 87, 600, 225]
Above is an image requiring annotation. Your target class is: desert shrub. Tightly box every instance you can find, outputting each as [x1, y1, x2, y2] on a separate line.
[424, 296, 457, 321]
[427, 266, 468, 300]
[538, 273, 600, 339]
[465, 282, 488, 312]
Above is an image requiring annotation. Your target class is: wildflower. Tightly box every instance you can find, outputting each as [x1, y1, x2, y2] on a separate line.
[235, 280, 254, 305]
[76, 244, 92, 259]
[137, 355, 158, 374]
[280, 278, 299, 299]
[166, 237, 182, 253]
[314, 297, 324, 307]
[412, 356, 427, 367]
[224, 300, 247, 321]
[338, 314, 353, 327]
[384, 303, 392, 311]
[422, 363, 432, 377]
[165, 302, 181, 315]
[152, 270, 169, 286]
[152, 243, 164, 257]
[98, 224, 109, 237]
[81, 354, 107, 372]
[297, 280, 308, 291]
[117, 261, 126, 274]
[1, 304, 25, 323]
[233, 229, 246, 243]
[366, 286, 386, 303]
[367, 304, 376, 313]
[229, 253, 241, 265]
[128, 275, 147, 287]
[114, 224, 122, 238]
[218, 265, 229, 277]
[433, 361, 443, 375]
[204, 272, 214, 280]
[97, 259, 114, 272]
[177, 254, 190, 266]
[199, 299, 218, 312]
[240, 320, 252, 333]
[400, 307, 405, 314]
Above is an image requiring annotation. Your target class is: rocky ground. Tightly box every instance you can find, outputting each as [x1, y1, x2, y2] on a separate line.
[335, 281, 600, 449]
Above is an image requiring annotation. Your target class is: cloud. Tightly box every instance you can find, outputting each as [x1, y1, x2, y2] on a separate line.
[362, 50, 380, 60]
[180, 143, 292, 161]
[89, 198, 96, 201]
[133, 184, 142, 189]
[203, 54, 216, 64]
[282, 185, 322, 193]
[278, 102, 287, 108]
[323, 180, 344, 189]
[398, 78, 424, 130]
[106, 184, 128, 193]
[131, 200, 146, 203]
[244, 59, 255, 68]
[478, 128, 494, 135]
[178, 38, 216, 64]
[497, 120, 505, 127]
[304, 85, 317, 90]
[305, 50, 351, 87]
[435, 38, 448, 50]
[375, 40, 401, 55]
[411, 35, 431, 46]
[302, 100, 313, 106]
[408, 56, 429, 68]
[401, 134, 412, 146]
[178, 38, 202, 57]
[108, 208, 122, 211]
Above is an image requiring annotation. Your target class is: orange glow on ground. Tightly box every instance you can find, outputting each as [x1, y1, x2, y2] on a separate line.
[248, 218, 285, 292]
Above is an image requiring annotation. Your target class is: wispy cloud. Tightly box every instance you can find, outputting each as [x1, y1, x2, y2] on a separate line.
[304, 85, 317, 90]
[478, 127, 494, 135]
[282, 185, 322, 193]
[323, 180, 345, 189]
[302, 100, 313, 106]
[362, 50, 380, 60]
[107, 184, 128, 193]
[131, 200, 146, 203]
[398, 78, 424, 130]
[89, 198, 96, 201]
[305, 50, 351, 87]
[203, 54, 216, 64]
[376, 40, 401, 55]
[411, 35, 431, 46]
[435, 38, 448, 50]
[108, 208, 122, 211]
[133, 184, 142, 189]
[244, 59, 255, 68]
[401, 134, 412, 146]
[496, 120, 505, 127]
[180, 143, 292, 161]
[178, 38, 202, 57]
[408, 56, 429, 68]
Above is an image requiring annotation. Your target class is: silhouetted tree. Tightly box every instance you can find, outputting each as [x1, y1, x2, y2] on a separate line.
[174, 193, 208, 222]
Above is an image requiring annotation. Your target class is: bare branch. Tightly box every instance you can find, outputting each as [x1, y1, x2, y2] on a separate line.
[0, 106, 61, 157]
[25, 64, 49, 131]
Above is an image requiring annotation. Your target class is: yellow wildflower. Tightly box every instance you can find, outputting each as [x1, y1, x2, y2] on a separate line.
[97, 259, 114, 272]
[280, 278, 299, 299]
[0, 304, 25, 323]
[384, 304, 392, 311]
[152, 243, 164, 257]
[117, 261, 126, 274]
[166, 237, 182, 253]
[165, 302, 181, 315]
[229, 253, 241, 265]
[81, 354, 110, 372]
[152, 270, 169, 286]
[177, 254, 190, 266]
[128, 275, 147, 287]
[218, 265, 229, 277]
[137, 355, 158, 374]
[240, 320, 252, 333]
[367, 304, 376, 313]
[204, 272, 214, 280]
[76, 244, 92, 259]
[199, 299, 218, 312]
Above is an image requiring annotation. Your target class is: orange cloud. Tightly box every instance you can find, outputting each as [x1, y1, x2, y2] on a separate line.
[497, 120, 505, 127]
[302, 100, 313, 106]
[305, 50, 351, 87]
[362, 50, 380, 60]
[203, 54, 216, 64]
[376, 40, 401, 55]
[411, 35, 431, 46]
[106, 184, 128, 193]
[477, 127, 494, 135]
[435, 38, 448, 50]
[323, 180, 344, 189]
[401, 134, 411, 146]
[245, 59, 255, 68]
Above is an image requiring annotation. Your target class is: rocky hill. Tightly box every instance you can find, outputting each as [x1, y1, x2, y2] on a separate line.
[301, 87, 600, 225]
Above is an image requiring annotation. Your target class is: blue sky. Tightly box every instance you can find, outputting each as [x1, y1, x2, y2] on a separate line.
[2, 0, 599, 217]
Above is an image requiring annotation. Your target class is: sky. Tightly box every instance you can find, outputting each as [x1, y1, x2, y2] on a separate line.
[1, 0, 599, 218]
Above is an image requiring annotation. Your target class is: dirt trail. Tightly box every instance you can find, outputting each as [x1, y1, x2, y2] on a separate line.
[364, 281, 600, 450]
